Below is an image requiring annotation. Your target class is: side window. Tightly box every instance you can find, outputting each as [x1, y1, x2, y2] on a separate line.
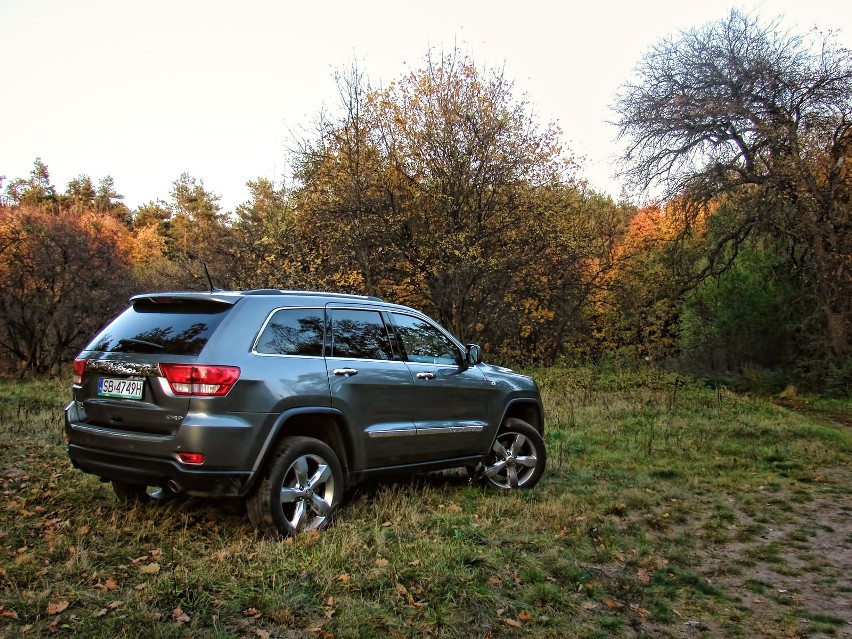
[330, 309, 395, 360]
[255, 308, 325, 356]
[391, 313, 461, 366]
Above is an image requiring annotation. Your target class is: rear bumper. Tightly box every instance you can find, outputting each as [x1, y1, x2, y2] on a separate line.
[67, 442, 253, 497]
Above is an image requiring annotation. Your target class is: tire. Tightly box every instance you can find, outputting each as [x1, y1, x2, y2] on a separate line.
[480, 418, 546, 489]
[111, 480, 177, 504]
[247, 436, 344, 538]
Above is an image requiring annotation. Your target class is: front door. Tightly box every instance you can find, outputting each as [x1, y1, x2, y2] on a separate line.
[389, 312, 495, 460]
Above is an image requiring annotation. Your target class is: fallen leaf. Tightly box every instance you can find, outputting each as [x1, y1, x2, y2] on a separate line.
[604, 599, 623, 609]
[338, 573, 351, 583]
[255, 630, 271, 639]
[487, 576, 502, 586]
[172, 606, 190, 624]
[92, 608, 108, 619]
[94, 578, 119, 592]
[629, 603, 650, 617]
[107, 600, 124, 610]
[243, 608, 261, 618]
[47, 601, 69, 615]
[1, 608, 19, 620]
[139, 563, 160, 575]
[504, 618, 521, 628]
[375, 558, 388, 568]
[518, 610, 533, 622]
[581, 602, 598, 610]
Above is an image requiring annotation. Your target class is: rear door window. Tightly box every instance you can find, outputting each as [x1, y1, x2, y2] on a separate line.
[84, 299, 232, 356]
[329, 309, 395, 360]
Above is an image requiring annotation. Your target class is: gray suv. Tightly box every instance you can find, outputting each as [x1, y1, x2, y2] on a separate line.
[65, 290, 546, 537]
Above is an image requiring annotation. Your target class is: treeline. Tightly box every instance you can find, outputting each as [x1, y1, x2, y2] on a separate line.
[1, 11, 849, 392]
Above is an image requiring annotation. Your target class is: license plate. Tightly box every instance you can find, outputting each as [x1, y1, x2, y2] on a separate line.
[97, 377, 144, 399]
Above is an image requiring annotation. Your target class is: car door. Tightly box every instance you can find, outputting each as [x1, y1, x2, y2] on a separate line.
[325, 306, 418, 469]
[389, 311, 496, 460]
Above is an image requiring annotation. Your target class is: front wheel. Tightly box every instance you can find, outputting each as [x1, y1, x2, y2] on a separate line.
[247, 436, 344, 538]
[481, 418, 546, 489]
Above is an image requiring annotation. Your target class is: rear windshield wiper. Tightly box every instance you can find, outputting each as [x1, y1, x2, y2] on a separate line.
[118, 338, 165, 351]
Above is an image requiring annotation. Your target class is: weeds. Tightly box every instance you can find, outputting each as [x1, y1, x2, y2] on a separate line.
[0, 368, 850, 638]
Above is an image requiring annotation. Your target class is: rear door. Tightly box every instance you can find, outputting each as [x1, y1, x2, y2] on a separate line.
[325, 306, 417, 469]
[74, 296, 235, 436]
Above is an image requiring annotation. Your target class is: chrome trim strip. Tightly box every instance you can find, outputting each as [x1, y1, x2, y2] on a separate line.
[365, 426, 416, 439]
[85, 360, 160, 377]
[71, 423, 171, 443]
[416, 423, 486, 435]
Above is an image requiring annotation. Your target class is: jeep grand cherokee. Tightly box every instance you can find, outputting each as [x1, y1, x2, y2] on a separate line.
[65, 290, 546, 537]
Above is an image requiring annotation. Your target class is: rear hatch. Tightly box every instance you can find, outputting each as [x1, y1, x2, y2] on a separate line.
[72, 294, 238, 435]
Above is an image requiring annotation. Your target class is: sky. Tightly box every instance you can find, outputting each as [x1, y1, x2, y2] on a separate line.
[1, 0, 851, 212]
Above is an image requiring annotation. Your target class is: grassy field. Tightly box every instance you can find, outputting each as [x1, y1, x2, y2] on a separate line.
[0, 367, 850, 638]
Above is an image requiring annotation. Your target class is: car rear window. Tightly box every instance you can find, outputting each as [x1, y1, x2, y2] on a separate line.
[84, 299, 232, 356]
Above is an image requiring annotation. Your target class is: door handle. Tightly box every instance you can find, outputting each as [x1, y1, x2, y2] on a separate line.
[333, 368, 358, 377]
[415, 372, 436, 380]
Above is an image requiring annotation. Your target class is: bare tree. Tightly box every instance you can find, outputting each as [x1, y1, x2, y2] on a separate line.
[616, 9, 852, 362]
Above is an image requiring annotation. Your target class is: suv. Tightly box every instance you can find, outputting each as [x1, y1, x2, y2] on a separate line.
[65, 290, 545, 537]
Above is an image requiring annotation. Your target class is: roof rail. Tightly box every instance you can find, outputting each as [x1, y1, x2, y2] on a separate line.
[242, 289, 384, 302]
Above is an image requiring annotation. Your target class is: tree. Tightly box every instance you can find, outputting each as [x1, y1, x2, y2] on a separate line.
[4, 159, 57, 209]
[293, 50, 589, 359]
[229, 178, 301, 289]
[0, 205, 136, 374]
[616, 9, 852, 365]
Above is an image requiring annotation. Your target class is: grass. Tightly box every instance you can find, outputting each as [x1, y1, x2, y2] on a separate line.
[0, 366, 850, 638]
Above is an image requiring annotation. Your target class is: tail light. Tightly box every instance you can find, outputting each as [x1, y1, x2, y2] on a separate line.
[73, 358, 87, 385]
[178, 452, 205, 465]
[159, 364, 240, 396]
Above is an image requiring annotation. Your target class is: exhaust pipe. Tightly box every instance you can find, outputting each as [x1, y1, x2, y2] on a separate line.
[167, 479, 182, 493]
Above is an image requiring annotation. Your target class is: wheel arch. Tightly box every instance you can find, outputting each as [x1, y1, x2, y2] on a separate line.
[500, 400, 544, 434]
[250, 407, 354, 491]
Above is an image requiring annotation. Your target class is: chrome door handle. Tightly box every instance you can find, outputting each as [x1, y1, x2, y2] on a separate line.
[333, 368, 358, 377]
[415, 372, 436, 380]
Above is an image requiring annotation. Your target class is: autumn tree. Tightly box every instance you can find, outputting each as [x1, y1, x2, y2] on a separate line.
[292, 50, 611, 361]
[616, 9, 852, 367]
[0, 205, 136, 374]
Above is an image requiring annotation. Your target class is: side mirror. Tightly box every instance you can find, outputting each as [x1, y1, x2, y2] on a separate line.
[466, 344, 483, 366]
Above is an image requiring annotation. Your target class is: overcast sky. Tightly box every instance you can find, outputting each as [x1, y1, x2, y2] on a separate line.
[1, 0, 850, 212]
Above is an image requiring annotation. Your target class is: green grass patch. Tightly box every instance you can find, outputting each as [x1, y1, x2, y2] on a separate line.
[1, 368, 850, 637]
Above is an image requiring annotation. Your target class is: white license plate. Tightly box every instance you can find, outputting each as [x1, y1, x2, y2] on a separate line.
[97, 377, 144, 399]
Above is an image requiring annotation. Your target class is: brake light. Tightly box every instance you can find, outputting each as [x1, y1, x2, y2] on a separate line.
[178, 452, 205, 465]
[159, 364, 240, 396]
[73, 358, 86, 385]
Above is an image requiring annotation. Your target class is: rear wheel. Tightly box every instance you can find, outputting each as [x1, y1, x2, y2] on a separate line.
[247, 436, 343, 538]
[481, 418, 546, 489]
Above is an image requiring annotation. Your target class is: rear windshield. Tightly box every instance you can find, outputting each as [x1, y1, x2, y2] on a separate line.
[84, 299, 232, 356]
